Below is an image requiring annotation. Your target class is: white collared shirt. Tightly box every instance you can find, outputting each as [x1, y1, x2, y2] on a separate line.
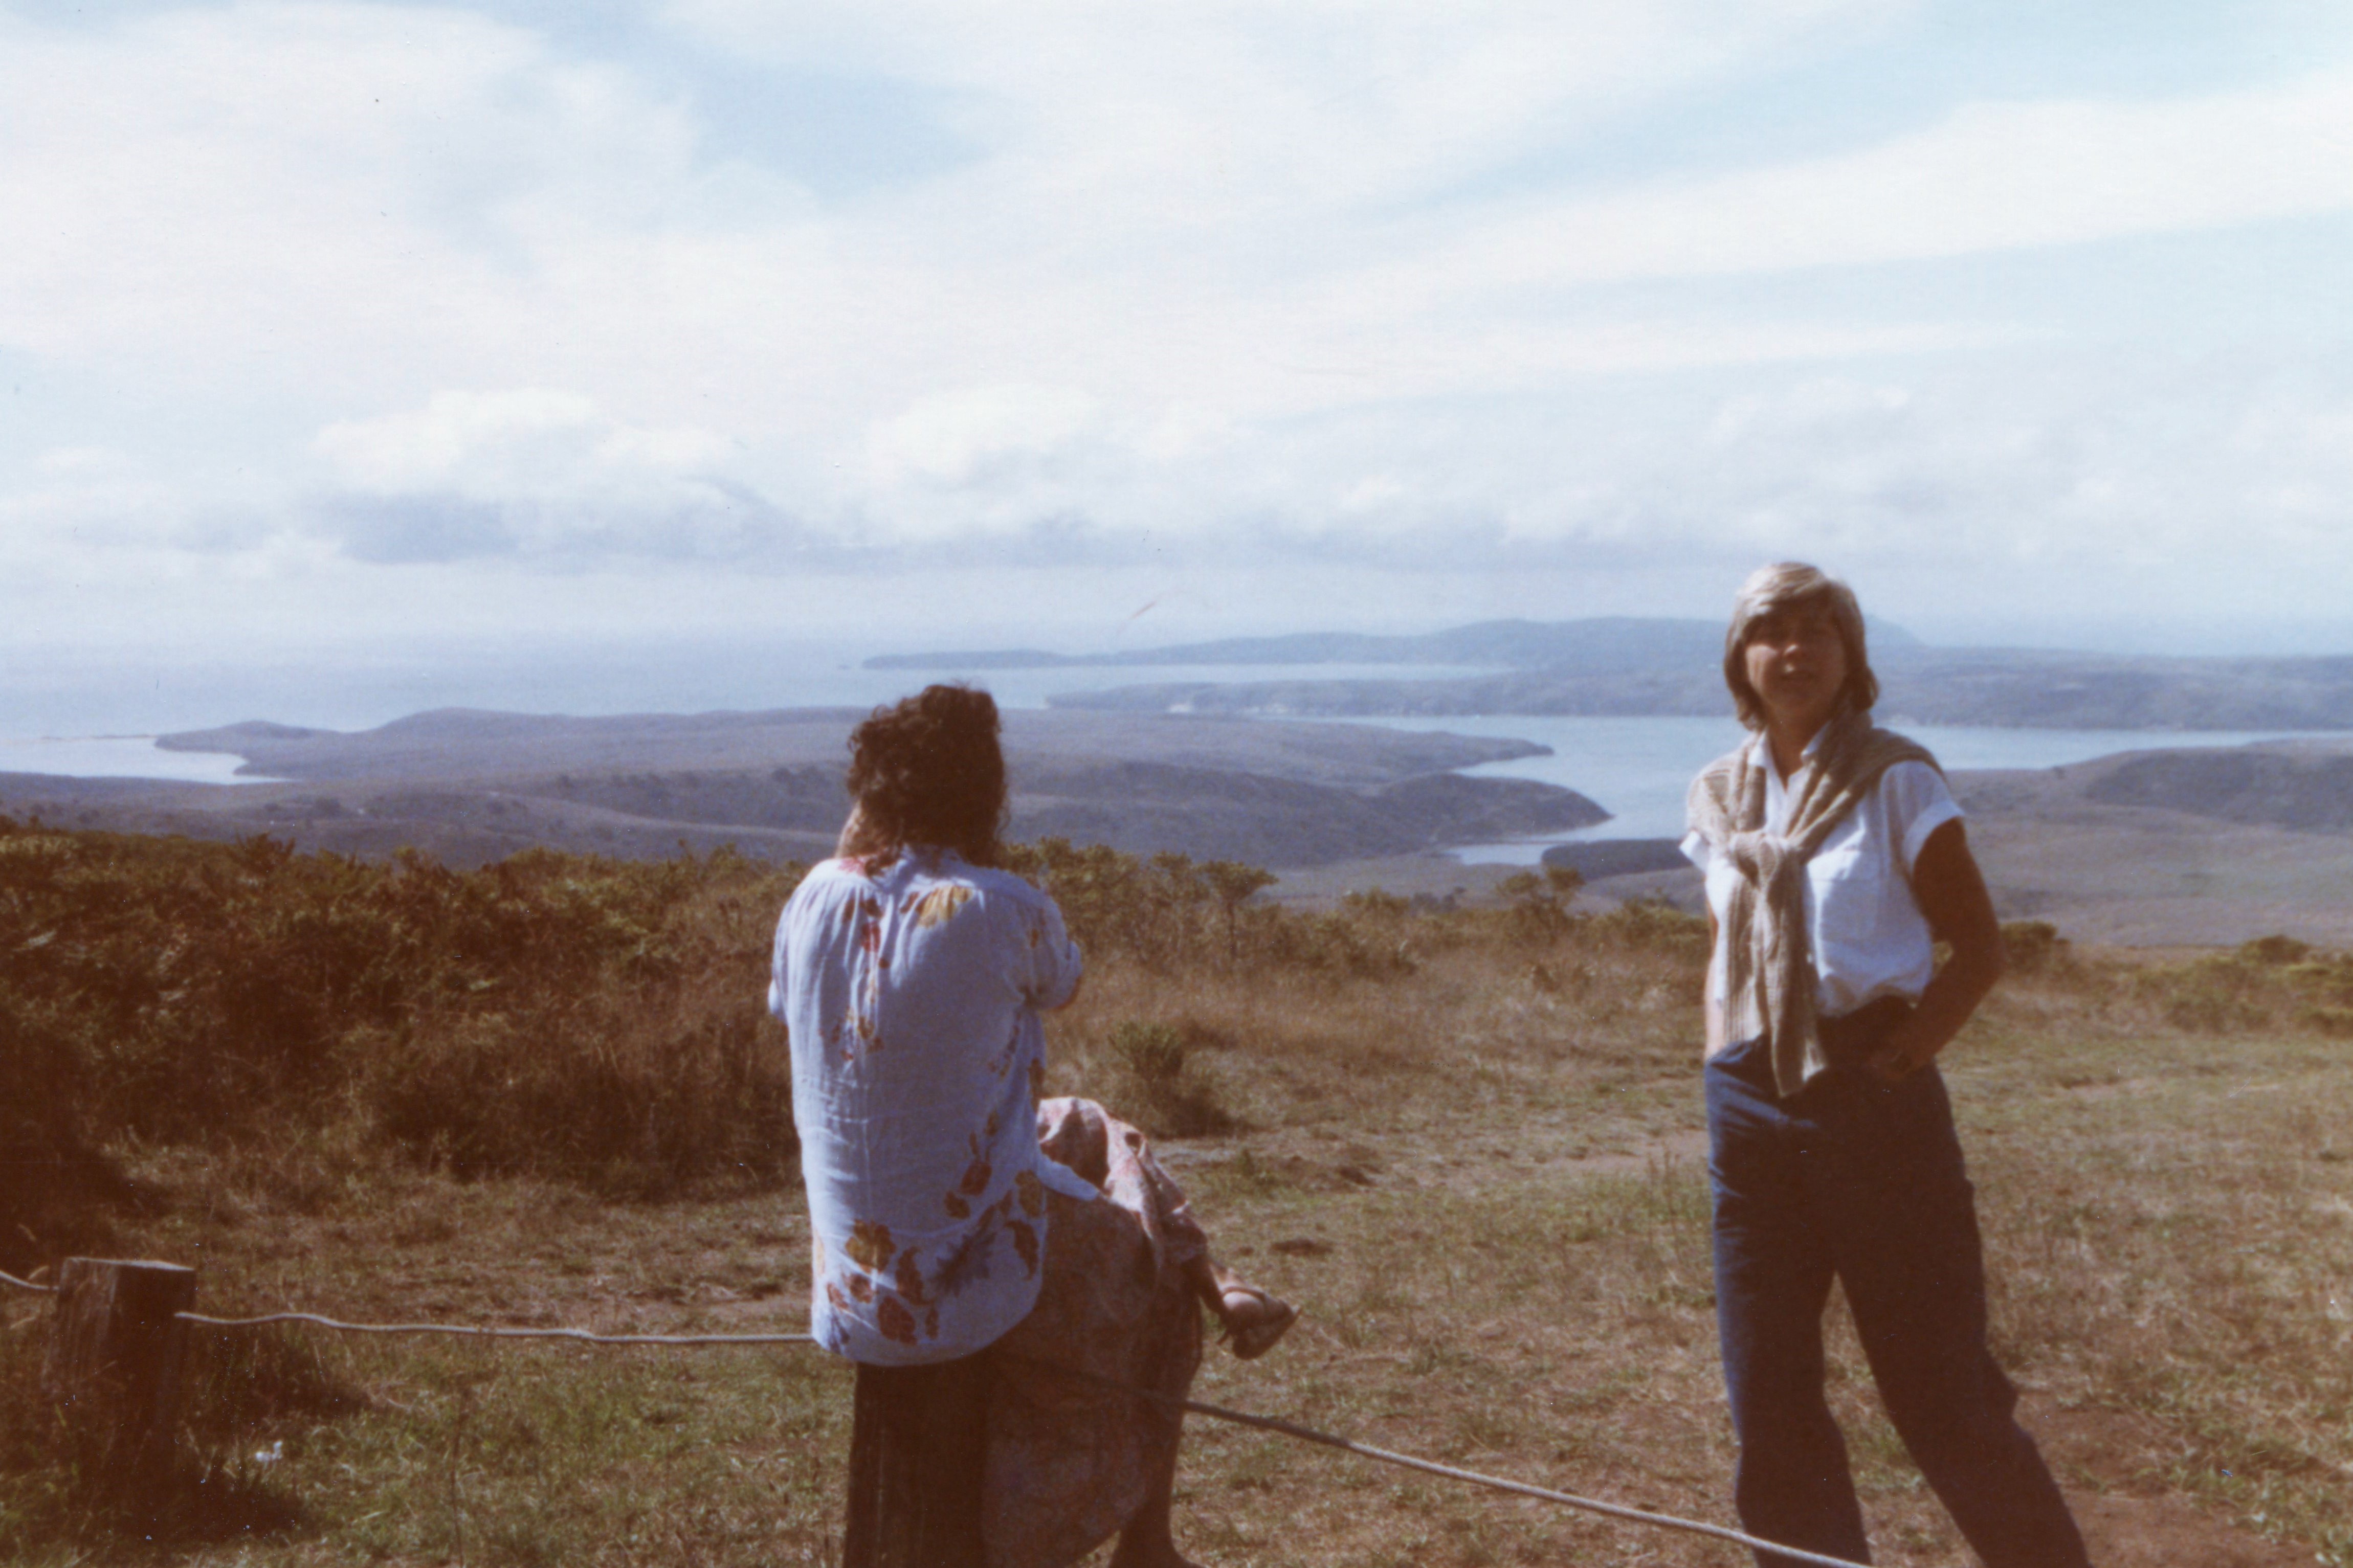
[1680, 732, 1963, 1019]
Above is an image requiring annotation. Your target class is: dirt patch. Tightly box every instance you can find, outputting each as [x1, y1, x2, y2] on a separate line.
[2028, 1399, 2195, 1495]
[2027, 1400, 2320, 1567]
[2068, 1494, 2313, 1568]
[2057, 1077, 2160, 1102]
[1551, 1127, 1710, 1174]
[1159, 1146, 1386, 1194]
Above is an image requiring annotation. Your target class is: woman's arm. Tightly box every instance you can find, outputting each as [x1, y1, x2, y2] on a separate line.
[1870, 818, 2004, 1083]
[834, 804, 869, 859]
[1704, 910, 1726, 1057]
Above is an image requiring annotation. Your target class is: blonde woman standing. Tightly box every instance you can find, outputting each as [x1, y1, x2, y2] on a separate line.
[1682, 564, 2090, 1567]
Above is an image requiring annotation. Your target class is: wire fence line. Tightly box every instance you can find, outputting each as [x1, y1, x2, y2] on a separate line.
[1019, 1352, 1882, 1568]
[175, 1310, 817, 1347]
[3, 1266, 1888, 1568]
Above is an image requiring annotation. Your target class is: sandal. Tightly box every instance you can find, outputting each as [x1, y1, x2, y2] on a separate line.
[1215, 1284, 1297, 1361]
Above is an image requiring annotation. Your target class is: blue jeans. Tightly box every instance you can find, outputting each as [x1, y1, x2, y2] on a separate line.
[1706, 1034, 2089, 1568]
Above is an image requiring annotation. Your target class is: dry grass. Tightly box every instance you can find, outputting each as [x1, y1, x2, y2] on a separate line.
[1, 857, 2347, 1564]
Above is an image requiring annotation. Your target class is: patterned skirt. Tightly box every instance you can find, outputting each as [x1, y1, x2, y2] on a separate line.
[979, 1096, 1210, 1568]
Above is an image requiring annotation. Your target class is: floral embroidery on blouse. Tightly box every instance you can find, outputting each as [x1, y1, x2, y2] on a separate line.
[846, 1219, 895, 1273]
[877, 1294, 918, 1345]
[916, 885, 974, 928]
[958, 1133, 993, 1196]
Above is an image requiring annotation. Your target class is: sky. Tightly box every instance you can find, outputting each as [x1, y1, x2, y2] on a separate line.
[3, 0, 2350, 704]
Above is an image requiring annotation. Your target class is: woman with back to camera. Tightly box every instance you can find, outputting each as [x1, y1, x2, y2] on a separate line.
[769, 683, 1293, 1568]
[1682, 564, 2091, 1567]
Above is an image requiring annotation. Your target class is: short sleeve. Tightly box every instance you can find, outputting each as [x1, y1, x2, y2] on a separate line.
[1881, 761, 1963, 874]
[1001, 888, 1082, 1011]
[1678, 830, 1714, 874]
[767, 873, 818, 1022]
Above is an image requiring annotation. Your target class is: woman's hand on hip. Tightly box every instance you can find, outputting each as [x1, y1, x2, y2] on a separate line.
[1871, 820, 2005, 1080]
[1866, 1025, 1937, 1084]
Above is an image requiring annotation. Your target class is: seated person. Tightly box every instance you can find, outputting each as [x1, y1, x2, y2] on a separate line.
[769, 683, 1293, 1568]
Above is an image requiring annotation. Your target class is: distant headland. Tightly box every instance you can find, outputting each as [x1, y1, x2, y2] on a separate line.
[872, 617, 2353, 732]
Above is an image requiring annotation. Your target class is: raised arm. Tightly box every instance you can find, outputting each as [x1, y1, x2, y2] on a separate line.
[1870, 818, 2004, 1083]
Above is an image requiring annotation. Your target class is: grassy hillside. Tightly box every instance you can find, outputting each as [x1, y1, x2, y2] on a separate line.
[1955, 755, 2353, 947]
[2085, 744, 2353, 830]
[0, 822, 2347, 1565]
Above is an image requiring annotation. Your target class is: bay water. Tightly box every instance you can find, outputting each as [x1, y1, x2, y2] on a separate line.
[1371, 714, 2345, 863]
[1, 649, 2336, 862]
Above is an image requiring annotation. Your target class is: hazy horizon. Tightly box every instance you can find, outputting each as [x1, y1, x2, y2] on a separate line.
[11, 602, 2353, 744]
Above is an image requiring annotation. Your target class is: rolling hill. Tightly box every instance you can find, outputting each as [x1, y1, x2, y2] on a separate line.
[0, 706, 1603, 871]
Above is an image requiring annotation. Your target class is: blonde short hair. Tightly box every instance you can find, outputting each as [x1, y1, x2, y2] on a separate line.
[1721, 562, 1879, 731]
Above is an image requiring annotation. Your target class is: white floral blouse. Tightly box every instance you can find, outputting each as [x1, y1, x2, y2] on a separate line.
[768, 846, 1096, 1363]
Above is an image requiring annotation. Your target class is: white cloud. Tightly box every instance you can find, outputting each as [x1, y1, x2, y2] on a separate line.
[33, 445, 131, 478]
[306, 388, 782, 563]
[1369, 66, 2353, 304]
[867, 383, 1101, 490]
[0, 0, 2065, 488]
[0, 3, 728, 390]
[0, 1, 2347, 658]
[314, 387, 736, 497]
[671, 0, 1894, 213]
[0, 475, 180, 558]
[316, 390, 605, 491]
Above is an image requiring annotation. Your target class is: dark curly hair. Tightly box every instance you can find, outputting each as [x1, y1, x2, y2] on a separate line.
[841, 684, 1007, 868]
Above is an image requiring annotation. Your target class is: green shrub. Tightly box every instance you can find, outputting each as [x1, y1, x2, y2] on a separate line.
[1113, 1019, 1189, 1088]
[1340, 887, 1411, 921]
[1099, 1020, 1237, 1139]
[2299, 1005, 2353, 1038]
[1588, 897, 1708, 955]
[1495, 866, 1583, 944]
[2000, 920, 2065, 974]
[0, 819, 803, 1213]
[2238, 932, 2312, 966]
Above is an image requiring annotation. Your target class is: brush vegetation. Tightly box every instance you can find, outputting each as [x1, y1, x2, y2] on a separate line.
[0, 818, 2347, 1564]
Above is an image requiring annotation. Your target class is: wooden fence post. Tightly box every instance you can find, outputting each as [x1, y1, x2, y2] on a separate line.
[45, 1258, 198, 1486]
[842, 1357, 988, 1568]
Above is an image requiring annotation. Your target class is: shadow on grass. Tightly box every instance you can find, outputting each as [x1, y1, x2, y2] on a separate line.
[94, 1455, 307, 1552]
[2, 1321, 359, 1559]
[0, 1436, 309, 1560]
